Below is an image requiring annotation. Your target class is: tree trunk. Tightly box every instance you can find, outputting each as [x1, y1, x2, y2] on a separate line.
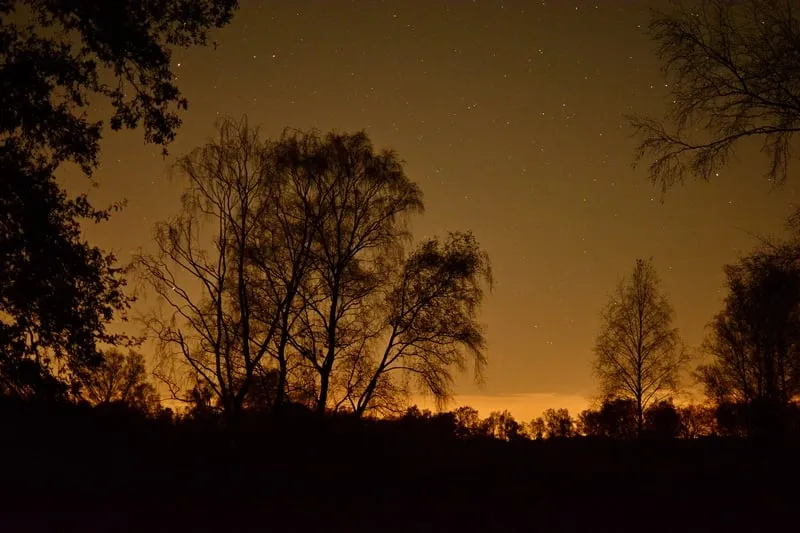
[316, 368, 330, 415]
[636, 396, 644, 438]
[223, 393, 240, 432]
[274, 324, 290, 409]
[355, 377, 377, 418]
[355, 331, 397, 418]
[317, 276, 340, 415]
[275, 356, 287, 407]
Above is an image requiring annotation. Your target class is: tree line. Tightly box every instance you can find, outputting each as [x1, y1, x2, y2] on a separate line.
[390, 400, 717, 441]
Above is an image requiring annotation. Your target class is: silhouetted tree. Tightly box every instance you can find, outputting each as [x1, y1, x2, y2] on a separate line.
[715, 402, 751, 437]
[246, 132, 320, 408]
[241, 368, 281, 412]
[677, 404, 717, 438]
[399, 405, 436, 433]
[528, 417, 546, 440]
[403, 405, 431, 420]
[696, 242, 800, 435]
[631, 0, 800, 190]
[428, 411, 459, 436]
[0, 148, 129, 400]
[139, 123, 488, 421]
[137, 118, 284, 427]
[352, 232, 491, 417]
[81, 350, 159, 413]
[452, 405, 483, 438]
[2, 0, 238, 173]
[593, 258, 687, 436]
[578, 399, 638, 439]
[185, 380, 218, 422]
[644, 400, 682, 438]
[0, 0, 238, 400]
[397, 405, 469, 440]
[576, 410, 598, 437]
[543, 408, 574, 439]
[281, 130, 424, 414]
[482, 410, 523, 441]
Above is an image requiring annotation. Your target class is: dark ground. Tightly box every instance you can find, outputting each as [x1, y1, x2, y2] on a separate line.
[1, 404, 798, 532]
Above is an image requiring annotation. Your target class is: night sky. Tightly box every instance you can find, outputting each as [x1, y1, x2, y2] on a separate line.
[62, 0, 799, 421]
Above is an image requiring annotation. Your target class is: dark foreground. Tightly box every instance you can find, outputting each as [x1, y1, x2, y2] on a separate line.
[1, 404, 798, 532]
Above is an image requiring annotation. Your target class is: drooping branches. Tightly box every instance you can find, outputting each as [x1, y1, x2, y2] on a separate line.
[279, 130, 425, 414]
[136, 117, 280, 422]
[353, 232, 492, 417]
[137, 120, 492, 420]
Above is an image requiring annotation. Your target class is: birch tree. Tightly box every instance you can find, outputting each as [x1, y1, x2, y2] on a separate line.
[592, 258, 687, 435]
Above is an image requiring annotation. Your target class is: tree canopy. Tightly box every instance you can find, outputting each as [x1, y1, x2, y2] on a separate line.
[0, 1, 239, 400]
[697, 239, 800, 434]
[1, 0, 238, 172]
[0, 143, 129, 399]
[631, 0, 800, 190]
[138, 118, 491, 422]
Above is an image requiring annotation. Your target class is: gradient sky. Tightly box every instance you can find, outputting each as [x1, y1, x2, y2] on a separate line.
[61, 0, 799, 421]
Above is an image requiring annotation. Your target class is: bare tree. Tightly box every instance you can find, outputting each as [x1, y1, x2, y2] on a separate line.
[282, 130, 424, 414]
[137, 124, 490, 420]
[244, 131, 322, 408]
[630, 0, 800, 190]
[351, 232, 492, 417]
[593, 258, 687, 436]
[136, 117, 281, 426]
[81, 349, 160, 413]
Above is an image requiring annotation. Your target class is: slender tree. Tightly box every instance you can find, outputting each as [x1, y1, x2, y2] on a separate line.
[592, 258, 687, 436]
[630, 0, 800, 190]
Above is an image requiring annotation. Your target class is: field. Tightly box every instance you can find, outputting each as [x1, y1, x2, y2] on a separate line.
[1, 405, 798, 532]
